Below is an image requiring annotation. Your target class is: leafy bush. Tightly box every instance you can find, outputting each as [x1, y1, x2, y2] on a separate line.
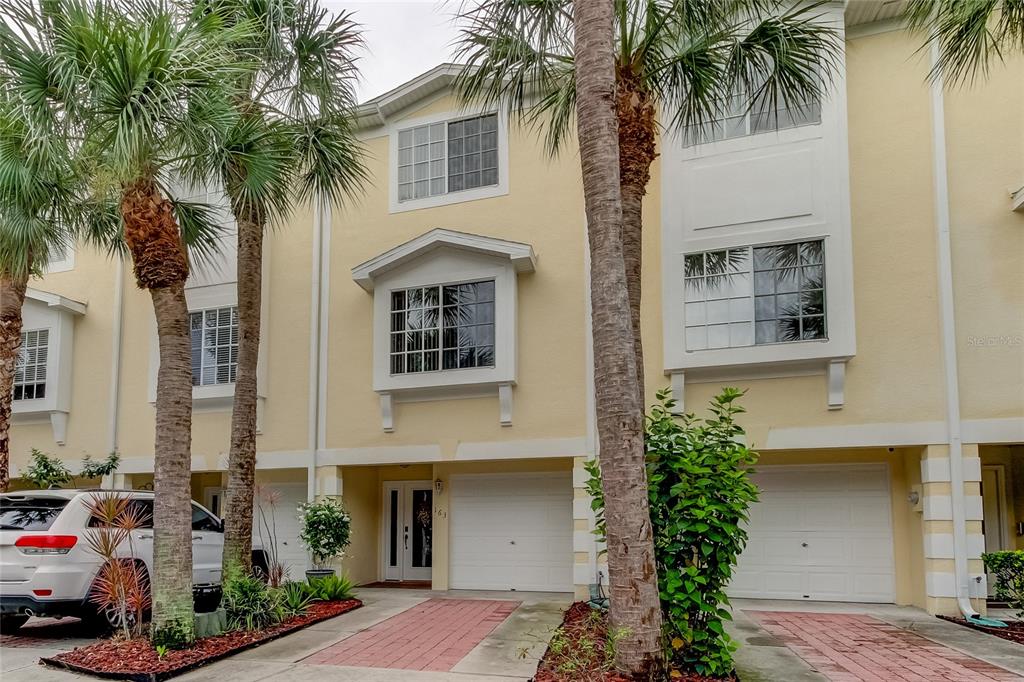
[304, 574, 355, 601]
[299, 498, 351, 569]
[281, 581, 314, 617]
[983, 550, 1024, 618]
[221, 570, 284, 631]
[80, 452, 121, 480]
[586, 388, 758, 677]
[24, 449, 72, 489]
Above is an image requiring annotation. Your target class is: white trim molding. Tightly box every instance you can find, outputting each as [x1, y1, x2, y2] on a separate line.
[352, 228, 536, 293]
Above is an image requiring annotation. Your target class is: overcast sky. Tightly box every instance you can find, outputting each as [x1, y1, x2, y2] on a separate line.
[328, 1, 461, 103]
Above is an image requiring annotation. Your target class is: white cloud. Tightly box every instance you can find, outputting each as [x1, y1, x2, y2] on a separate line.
[328, 1, 461, 102]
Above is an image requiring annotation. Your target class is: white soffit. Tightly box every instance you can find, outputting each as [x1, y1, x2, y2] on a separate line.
[351, 228, 537, 292]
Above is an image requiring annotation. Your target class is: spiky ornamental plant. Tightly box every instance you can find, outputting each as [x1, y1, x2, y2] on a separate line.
[181, 0, 366, 578]
[84, 493, 152, 638]
[906, 0, 1024, 86]
[454, 0, 840, 402]
[0, 0, 254, 646]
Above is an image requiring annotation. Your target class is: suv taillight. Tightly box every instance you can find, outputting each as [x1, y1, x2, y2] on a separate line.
[15, 535, 78, 555]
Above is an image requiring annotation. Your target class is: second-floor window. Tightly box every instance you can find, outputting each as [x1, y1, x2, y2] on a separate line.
[190, 306, 238, 386]
[397, 114, 499, 202]
[684, 239, 826, 350]
[390, 280, 496, 374]
[14, 329, 48, 400]
[684, 89, 821, 146]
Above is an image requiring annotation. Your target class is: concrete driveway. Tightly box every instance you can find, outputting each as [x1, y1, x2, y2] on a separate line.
[728, 600, 1024, 682]
[0, 617, 98, 681]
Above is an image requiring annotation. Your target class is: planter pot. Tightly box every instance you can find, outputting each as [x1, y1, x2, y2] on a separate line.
[305, 568, 336, 582]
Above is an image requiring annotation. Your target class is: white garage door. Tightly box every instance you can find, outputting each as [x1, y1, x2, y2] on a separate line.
[450, 473, 573, 592]
[253, 483, 308, 580]
[730, 464, 895, 603]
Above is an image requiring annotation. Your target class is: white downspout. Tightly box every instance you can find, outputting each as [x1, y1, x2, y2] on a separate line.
[929, 42, 979, 621]
[307, 199, 325, 503]
[104, 258, 124, 487]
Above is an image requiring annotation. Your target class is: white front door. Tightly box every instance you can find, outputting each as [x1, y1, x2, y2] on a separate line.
[382, 481, 433, 582]
[730, 463, 895, 603]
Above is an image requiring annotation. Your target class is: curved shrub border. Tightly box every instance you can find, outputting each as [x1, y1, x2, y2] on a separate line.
[41, 599, 361, 682]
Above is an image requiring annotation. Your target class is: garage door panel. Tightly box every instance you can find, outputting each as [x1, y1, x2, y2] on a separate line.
[253, 483, 307, 580]
[450, 473, 572, 592]
[731, 464, 895, 603]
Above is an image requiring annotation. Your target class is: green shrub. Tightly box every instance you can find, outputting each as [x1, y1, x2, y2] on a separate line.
[586, 388, 758, 677]
[281, 581, 314, 617]
[304, 574, 354, 601]
[299, 498, 351, 569]
[24, 450, 72, 489]
[983, 550, 1024, 618]
[221, 570, 284, 630]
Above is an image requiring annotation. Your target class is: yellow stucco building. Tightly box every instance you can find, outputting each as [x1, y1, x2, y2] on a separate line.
[8, 3, 1023, 617]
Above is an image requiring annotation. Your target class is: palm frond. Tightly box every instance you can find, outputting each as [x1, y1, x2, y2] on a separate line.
[906, 0, 1023, 85]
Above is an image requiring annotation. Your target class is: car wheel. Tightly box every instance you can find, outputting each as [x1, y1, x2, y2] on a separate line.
[0, 614, 30, 634]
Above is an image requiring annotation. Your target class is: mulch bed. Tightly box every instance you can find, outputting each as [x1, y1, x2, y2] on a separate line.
[938, 614, 1024, 645]
[41, 599, 361, 682]
[533, 602, 728, 682]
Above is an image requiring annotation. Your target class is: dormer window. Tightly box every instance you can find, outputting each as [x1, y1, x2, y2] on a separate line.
[352, 229, 535, 431]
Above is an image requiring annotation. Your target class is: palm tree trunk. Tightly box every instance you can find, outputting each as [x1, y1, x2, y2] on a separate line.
[121, 178, 195, 647]
[222, 209, 263, 575]
[0, 270, 29, 492]
[573, 1, 663, 677]
[616, 67, 657, 406]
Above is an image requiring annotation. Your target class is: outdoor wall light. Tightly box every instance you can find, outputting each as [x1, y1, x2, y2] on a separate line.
[434, 478, 444, 495]
[907, 490, 920, 505]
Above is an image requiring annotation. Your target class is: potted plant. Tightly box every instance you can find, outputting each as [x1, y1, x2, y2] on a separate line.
[299, 498, 351, 581]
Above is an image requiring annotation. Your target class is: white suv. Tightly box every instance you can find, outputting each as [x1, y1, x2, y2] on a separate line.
[0, 489, 267, 633]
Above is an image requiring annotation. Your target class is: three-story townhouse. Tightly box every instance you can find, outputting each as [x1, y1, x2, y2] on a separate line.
[8, 1, 1022, 617]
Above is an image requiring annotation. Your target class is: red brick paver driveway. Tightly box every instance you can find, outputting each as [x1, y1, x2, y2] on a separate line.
[749, 611, 1022, 682]
[304, 598, 520, 672]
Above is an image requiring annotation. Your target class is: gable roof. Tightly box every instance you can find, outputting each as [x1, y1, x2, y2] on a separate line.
[355, 63, 464, 130]
[351, 228, 537, 292]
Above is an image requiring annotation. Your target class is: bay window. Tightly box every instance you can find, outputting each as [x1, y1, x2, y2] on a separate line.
[14, 329, 49, 401]
[190, 306, 239, 386]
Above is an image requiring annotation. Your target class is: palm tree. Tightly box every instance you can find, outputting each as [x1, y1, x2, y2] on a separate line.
[0, 96, 76, 492]
[184, 0, 366, 576]
[2, 0, 250, 646]
[906, 0, 1024, 85]
[454, 0, 839, 400]
[571, 0, 661, 676]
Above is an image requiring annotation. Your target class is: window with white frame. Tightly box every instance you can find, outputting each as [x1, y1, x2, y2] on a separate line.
[684, 239, 825, 350]
[397, 114, 499, 202]
[13, 329, 48, 400]
[684, 88, 821, 146]
[389, 280, 495, 374]
[190, 307, 238, 386]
